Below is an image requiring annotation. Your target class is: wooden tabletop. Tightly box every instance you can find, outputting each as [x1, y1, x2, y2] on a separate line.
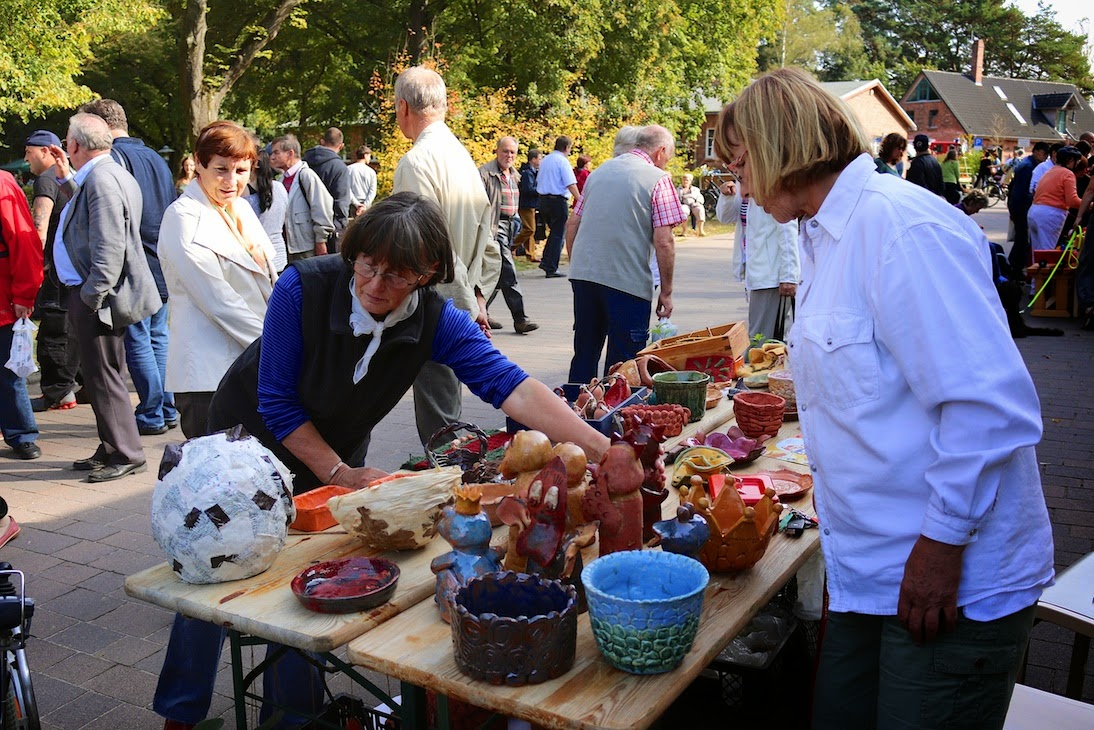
[346, 411, 819, 730]
[124, 523, 506, 653]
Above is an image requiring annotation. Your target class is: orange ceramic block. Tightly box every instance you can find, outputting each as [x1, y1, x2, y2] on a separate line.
[291, 485, 353, 532]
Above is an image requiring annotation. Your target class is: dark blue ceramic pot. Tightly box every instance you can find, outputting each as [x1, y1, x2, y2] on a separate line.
[451, 571, 578, 686]
[583, 550, 709, 674]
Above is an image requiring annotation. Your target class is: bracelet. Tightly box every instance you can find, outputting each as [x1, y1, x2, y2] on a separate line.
[328, 460, 348, 481]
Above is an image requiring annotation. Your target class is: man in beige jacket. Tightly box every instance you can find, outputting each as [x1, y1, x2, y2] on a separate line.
[393, 66, 500, 444]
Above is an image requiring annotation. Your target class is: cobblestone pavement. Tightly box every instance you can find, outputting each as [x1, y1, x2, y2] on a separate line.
[1, 207, 1089, 728]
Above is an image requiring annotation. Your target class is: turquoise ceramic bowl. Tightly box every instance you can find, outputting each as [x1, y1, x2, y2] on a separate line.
[582, 550, 709, 674]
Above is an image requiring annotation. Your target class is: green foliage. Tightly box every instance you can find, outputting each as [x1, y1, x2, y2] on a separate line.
[845, 0, 1093, 93]
[0, 0, 162, 122]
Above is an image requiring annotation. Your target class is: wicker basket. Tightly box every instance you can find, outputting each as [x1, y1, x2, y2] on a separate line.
[732, 392, 786, 439]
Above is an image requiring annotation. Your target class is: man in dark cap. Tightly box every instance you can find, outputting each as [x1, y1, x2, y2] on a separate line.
[906, 134, 944, 197]
[23, 130, 80, 412]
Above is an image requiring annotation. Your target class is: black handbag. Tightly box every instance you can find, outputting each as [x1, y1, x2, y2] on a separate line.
[772, 295, 795, 341]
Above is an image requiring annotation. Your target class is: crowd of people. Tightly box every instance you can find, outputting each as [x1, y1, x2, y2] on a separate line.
[0, 63, 1081, 730]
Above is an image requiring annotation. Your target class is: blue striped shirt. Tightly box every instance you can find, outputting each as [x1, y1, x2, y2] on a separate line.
[257, 266, 528, 440]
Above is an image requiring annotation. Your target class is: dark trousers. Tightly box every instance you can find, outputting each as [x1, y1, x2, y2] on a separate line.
[568, 280, 651, 384]
[487, 218, 527, 322]
[944, 182, 961, 205]
[539, 195, 568, 274]
[173, 391, 214, 440]
[35, 304, 81, 403]
[1008, 208, 1031, 277]
[812, 606, 1035, 730]
[66, 290, 144, 465]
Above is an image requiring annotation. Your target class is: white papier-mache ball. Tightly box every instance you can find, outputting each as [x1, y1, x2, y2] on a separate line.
[151, 427, 296, 584]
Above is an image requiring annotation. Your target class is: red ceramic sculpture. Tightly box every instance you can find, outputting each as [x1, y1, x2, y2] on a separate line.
[582, 442, 644, 556]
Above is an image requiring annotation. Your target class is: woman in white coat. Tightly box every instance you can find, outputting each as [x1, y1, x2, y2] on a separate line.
[158, 121, 277, 439]
[717, 178, 800, 339]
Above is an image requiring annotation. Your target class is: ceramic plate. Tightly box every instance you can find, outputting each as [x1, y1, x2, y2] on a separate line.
[760, 470, 814, 502]
[291, 556, 400, 614]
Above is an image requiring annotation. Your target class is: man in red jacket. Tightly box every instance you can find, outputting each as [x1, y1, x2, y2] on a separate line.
[0, 170, 45, 460]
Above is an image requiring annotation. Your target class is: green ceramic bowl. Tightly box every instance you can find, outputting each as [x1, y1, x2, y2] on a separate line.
[652, 371, 710, 423]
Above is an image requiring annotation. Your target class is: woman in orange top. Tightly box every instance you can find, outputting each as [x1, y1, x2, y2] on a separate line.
[1028, 146, 1082, 250]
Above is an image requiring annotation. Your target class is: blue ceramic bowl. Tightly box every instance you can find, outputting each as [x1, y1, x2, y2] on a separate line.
[582, 550, 709, 674]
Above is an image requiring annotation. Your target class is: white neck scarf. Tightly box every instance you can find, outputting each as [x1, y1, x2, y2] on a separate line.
[348, 280, 420, 384]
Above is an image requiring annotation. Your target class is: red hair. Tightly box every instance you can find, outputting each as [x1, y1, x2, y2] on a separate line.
[194, 121, 257, 166]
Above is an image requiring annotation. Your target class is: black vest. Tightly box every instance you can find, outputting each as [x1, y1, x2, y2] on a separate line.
[208, 255, 445, 493]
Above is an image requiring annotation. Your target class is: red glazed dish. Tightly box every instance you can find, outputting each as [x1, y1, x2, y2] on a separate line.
[291, 556, 400, 614]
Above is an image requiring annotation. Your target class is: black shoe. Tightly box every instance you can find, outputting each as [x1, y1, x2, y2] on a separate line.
[138, 424, 169, 436]
[515, 319, 540, 334]
[165, 419, 180, 430]
[11, 443, 41, 461]
[487, 317, 504, 330]
[545, 271, 567, 279]
[87, 461, 147, 483]
[73, 448, 108, 471]
[514, 246, 526, 256]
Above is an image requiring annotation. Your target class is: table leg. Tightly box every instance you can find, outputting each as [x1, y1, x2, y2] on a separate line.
[229, 630, 248, 730]
[401, 681, 429, 730]
[1065, 633, 1090, 700]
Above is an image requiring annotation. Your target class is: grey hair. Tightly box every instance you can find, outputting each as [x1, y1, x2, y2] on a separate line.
[394, 67, 447, 117]
[613, 125, 642, 157]
[272, 134, 301, 157]
[68, 113, 113, 151]
[636, 125, 674, 154]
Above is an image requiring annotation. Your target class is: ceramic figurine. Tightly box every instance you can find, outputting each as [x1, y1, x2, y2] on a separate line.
[582, 442, 644, 556]
[621, 420, 669, 543]
[651, 503, 711, 559]
[498, 457, 570, 572]
[430, 484, 504, 623]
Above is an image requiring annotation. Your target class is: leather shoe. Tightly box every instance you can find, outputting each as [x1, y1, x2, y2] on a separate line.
[138, 424, 169, 436]
[487, 317, 503, 330]
[11, 443, 41, 461]
[545, 271, 567, 279]
[73, 449, 108, 471]
[515, 320, 539, 334]
[165, 419, 180, 430]
[87, 461, 147, 483]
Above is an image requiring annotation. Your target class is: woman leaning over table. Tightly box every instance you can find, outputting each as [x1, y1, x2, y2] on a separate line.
[157, 121, 277, 440]
[155, 192, 610, 728]
[714, 67, 1051, 730]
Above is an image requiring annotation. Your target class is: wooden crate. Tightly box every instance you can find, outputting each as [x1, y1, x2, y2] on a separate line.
[639, 322, 749, 370]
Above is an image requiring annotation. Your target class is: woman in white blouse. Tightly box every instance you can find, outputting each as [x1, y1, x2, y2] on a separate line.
[158, 121, 277, 438]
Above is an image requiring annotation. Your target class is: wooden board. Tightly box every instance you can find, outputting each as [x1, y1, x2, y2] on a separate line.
[347, 415, 818, 730]
[347, 527, 817, 730]
[125, 525, 508, 653]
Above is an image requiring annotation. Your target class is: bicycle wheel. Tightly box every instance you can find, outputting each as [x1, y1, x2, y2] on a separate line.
[2, 647, 39, 730]
[985, 183, 1003, 208]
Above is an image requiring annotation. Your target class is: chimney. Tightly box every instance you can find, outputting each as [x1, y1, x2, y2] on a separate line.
[971, 38, 984, 86]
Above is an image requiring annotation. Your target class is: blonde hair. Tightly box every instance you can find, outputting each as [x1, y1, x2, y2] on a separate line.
[714, 67, 869, 206]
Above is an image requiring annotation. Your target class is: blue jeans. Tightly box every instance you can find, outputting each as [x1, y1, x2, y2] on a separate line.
[124, 303, 176, 429]
[154, 614, 324, 727]
[0, 323, 38, 449]
[568, 280, 651, 383]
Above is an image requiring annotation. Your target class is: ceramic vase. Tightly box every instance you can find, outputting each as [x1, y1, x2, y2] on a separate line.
[582, 550, 709, 674]
[451, 572, 578, 686]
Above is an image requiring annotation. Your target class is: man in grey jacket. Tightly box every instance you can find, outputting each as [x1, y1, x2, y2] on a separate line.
[49, 113, 160, 482]
[270, 134, 334, 261]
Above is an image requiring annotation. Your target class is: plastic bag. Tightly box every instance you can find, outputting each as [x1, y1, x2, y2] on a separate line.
[5, 318, 38, 378]
[649, 318, 678, 344]
[793, 550, 826, 621]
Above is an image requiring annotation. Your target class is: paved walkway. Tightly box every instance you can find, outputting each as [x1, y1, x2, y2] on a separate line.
[1, 207, 1089, 728]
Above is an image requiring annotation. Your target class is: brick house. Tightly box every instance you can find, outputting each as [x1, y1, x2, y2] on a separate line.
[899, 39, 1094, 156]
[692, 78, 914, 168]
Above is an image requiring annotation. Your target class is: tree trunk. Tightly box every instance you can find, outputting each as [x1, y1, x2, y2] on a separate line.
[178, 0, 304, 147]
[406, 0, 446, 62]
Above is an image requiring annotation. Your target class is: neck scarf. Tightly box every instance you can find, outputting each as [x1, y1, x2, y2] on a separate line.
[198, 179, 270, 273]
[348, 279, 420, 384]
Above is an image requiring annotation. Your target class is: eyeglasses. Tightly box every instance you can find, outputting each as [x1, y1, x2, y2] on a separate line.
[350, 259, 425, 290]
